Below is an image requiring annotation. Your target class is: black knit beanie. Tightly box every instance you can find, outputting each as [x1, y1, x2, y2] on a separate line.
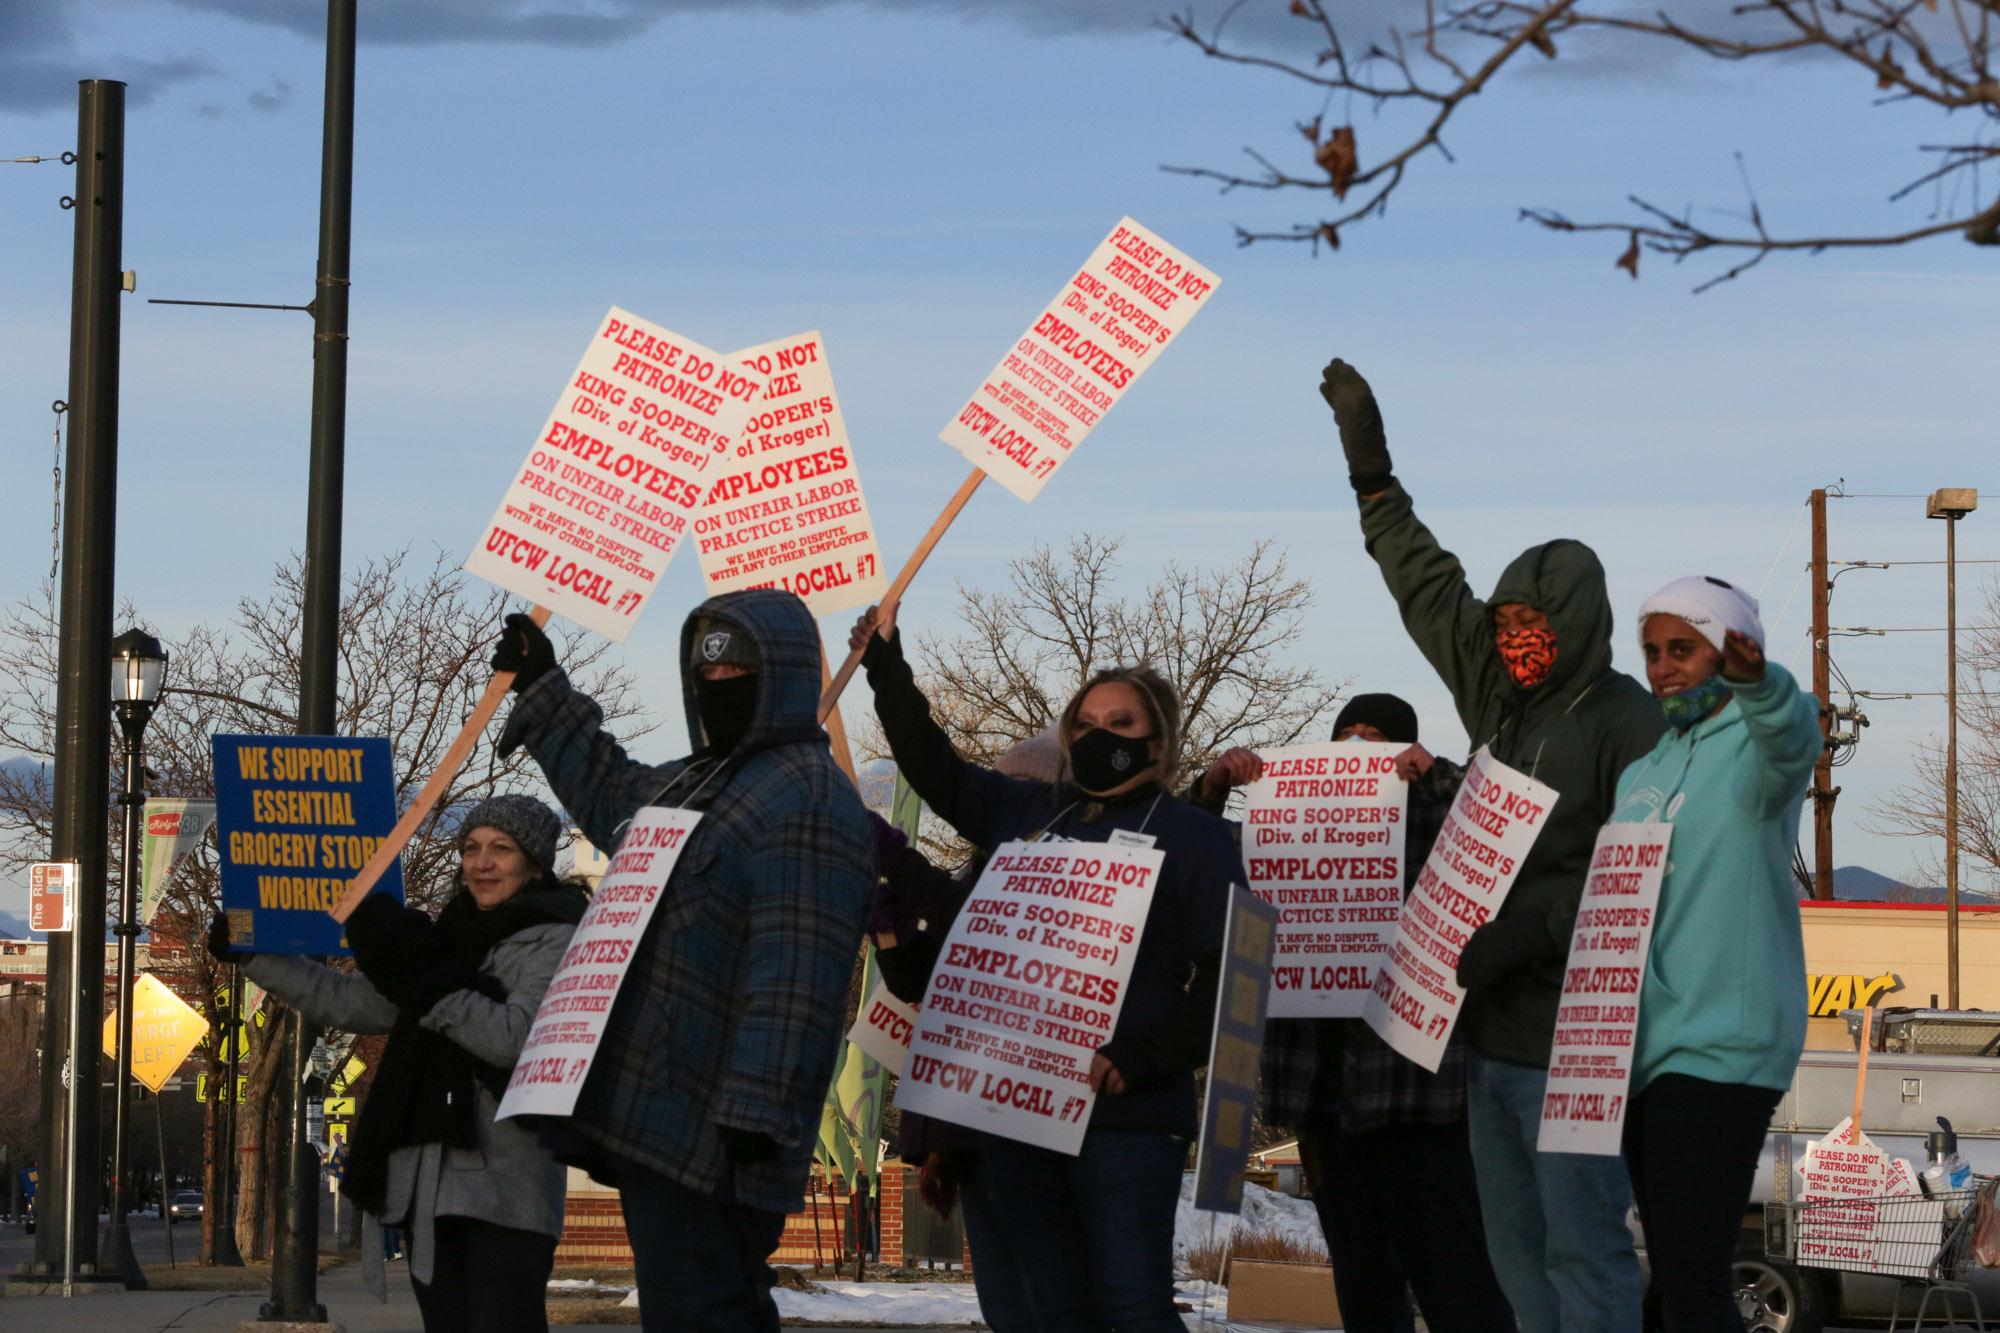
[1331, 693, 1419, 745]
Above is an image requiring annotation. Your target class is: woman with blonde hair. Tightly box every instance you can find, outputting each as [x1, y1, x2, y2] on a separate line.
[851, 606, 1235, 1332]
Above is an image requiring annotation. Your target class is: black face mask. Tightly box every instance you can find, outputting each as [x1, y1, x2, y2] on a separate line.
[694, 674, 759, 755]
[1069, 726, 1156, 795]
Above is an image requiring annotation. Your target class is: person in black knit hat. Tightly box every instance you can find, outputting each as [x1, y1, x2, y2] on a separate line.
[1192, 695, 1514, 1333]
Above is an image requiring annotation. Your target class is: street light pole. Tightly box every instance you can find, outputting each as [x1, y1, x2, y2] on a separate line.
[99, 629, 167, 1289]
[1927, 488, 1978, 1009]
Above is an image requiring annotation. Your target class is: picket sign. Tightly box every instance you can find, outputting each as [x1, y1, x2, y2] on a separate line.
[329, 604, 549, 922]
[846, 982, 920, 1074]
[819, 468, 985, 722]
[820, 215, 1219, 723]
[1241, 741, 1409, 1020]
[1360, 749, 1556, 1073]
[1535, 821, 1672, 1155]
[497, 806, 703, 1119]
[894, 839, 1164, 1155]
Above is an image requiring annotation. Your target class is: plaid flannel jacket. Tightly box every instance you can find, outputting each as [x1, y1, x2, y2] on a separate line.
[498, 589, 875, 1216]
[1260, 754, 1471, 1134]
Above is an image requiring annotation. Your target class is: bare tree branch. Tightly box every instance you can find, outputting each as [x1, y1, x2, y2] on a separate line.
[1162, 0, 2000, 283]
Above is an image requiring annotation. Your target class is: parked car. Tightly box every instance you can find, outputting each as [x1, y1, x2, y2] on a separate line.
[167, 1189, 203, 1225]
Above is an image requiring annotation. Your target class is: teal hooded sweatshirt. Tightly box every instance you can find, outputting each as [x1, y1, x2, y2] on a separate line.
[1358, 481, 1665, 1066]
[1612, 662, 1820, 1093]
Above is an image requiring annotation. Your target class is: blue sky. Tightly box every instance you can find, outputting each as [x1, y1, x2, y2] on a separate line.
[1, 1, 1994, 912]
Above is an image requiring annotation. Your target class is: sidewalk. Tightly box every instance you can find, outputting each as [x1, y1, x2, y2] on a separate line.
[3, 1257, 437, 1332]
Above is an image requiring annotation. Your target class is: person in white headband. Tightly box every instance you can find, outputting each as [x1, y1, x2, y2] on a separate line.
[1616, 574, 1820, 1330]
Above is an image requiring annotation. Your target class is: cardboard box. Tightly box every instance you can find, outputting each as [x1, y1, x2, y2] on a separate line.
[1226, 1257, 1341, 1326]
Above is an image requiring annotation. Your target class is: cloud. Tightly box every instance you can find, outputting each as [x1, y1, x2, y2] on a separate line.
[164, 0, 1211, 46]
[0, 7, 216, 112]
[246, 76, 292, 112]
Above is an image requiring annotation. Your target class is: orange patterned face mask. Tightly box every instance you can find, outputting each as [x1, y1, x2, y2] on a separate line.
[1496, 626, 1558, 689]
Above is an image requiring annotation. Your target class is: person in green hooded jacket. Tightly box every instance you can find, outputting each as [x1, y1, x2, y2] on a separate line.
[1319, 357, 1664, 1333]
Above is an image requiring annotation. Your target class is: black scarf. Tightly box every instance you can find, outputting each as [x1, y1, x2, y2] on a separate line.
[341, 884, 587, 1216]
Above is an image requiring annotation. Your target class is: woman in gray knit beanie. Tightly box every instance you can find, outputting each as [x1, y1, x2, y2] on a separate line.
[210, 790, 585, 1331]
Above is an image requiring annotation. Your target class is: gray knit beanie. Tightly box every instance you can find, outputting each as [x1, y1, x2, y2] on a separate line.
[460, 793, 562, 874]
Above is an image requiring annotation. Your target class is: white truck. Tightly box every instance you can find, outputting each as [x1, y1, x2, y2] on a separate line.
[1714, 1010, 2000, 1332]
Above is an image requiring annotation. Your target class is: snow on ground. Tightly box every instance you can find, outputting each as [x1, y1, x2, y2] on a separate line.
[772, 1280, 987, 1325]
[547, 1277, 633, 1297]
[1174, 1176, 1328, 1273]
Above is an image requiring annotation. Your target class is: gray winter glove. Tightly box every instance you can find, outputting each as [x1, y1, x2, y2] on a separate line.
[1318, 358, 1393, 495]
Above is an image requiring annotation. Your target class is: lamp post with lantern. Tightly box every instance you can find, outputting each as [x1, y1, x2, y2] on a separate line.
[98, 628, 167, 1288]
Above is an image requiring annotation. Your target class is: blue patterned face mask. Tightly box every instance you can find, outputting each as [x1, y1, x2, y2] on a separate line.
[1660, 675, 1731, 729]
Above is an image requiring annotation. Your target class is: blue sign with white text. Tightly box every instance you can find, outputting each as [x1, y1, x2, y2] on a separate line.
[213, 734, 403, 956]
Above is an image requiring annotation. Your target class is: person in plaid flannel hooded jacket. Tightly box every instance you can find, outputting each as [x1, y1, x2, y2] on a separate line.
[493, 588, 874, 1330]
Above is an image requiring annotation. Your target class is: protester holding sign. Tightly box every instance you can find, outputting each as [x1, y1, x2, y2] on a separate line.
[1194, 695, 1513, 1333]
[852, 605, 1232, 1332]
[1321, 357, 1663, 1333]
[870, 734, 1064, 1333]
[1613, 577, 1818, 1331]
[493, 589, 875, 1331]
[209, 795, 586, 1332]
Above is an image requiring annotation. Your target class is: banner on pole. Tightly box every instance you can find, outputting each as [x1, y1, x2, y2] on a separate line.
[498, 807, 702, 1120]
[1361, 749, 1555, 1072]
[464, 307, 762, 640]
[894, 840, 1163, 1154]
[139, 798, 217, 928]
[938, 217, 1220, 502]
[213, 735, 403, 956]
[692, 331, 887, 616]
[1537, 822, 1671, 1155]
[1191, 884, 1279, 1214]
[1241, 741, 1408, 1019]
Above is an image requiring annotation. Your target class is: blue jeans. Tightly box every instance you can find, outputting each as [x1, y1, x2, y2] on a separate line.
[618, 1165, 787, 1332]
[954, 1151, 1038, 1332]
[1465, 1053, 1643, 1333]
[978, 1128, 1188, 1332]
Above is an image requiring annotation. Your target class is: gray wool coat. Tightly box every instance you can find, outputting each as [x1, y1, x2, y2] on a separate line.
[240, 921, 574, 1284]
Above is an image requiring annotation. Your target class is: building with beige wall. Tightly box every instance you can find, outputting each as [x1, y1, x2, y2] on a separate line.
[1800, 900, 2000, 1048]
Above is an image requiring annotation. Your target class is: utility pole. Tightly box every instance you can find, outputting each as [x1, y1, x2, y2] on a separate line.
[265, 1, 354, 1322]
[1928, 488, 1978, 1008]
[24, 78, 125, 1292]
[1809, 488, 1837, 901]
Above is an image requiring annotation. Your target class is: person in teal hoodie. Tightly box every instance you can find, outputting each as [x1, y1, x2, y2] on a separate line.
[1321, 357, 1664, 1333]
[1613, 575, 1818, 1332]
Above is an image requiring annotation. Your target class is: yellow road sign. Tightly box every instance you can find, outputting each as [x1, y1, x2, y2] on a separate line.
[322, 1096, 356, 1117]
[103, 973, 210, 1094]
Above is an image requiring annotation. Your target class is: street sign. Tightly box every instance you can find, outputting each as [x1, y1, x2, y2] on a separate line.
[102, 973, 210, 1094]
[322, 1097, 356, 1117]
[196, 1072, 250, 1104]
[28, 861, 76, 933]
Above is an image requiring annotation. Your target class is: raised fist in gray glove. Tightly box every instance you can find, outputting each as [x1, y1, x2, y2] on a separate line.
[1319, 358, 1393, 496]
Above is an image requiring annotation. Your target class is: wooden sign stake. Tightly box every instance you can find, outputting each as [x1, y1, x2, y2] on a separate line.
[328, 605, 552, 923]
[818, 467, 985, 722]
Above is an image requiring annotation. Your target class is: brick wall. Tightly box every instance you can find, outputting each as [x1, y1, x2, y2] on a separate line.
[554, 1159, 970, 1270]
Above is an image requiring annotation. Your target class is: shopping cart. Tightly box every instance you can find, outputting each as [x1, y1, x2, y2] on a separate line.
[1765, 1185, 1987, 1331]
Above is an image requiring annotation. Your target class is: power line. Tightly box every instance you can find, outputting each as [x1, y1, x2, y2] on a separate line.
[1831, 626, 2000, 634]
[1840, 558, 2000, 567]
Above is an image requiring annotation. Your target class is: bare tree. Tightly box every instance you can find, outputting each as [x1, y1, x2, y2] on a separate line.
[0, 548, 652, 1259]
[868, 536, 1345, 829]
[1164, 0, 2000, 288]
[1870, 576, 2000, 899]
